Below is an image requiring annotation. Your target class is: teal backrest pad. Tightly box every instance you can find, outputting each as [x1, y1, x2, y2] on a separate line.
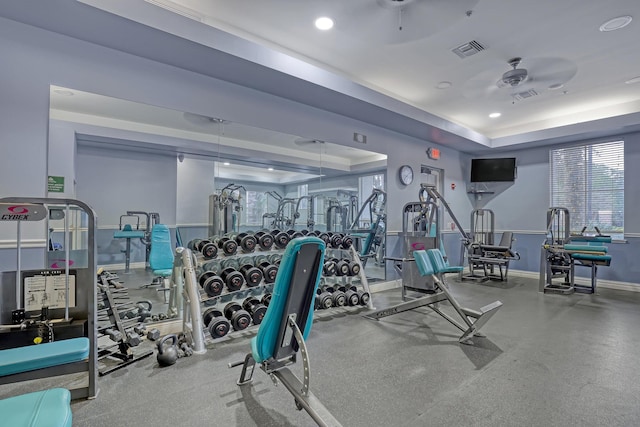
[251, 236, 325, 364]
[149, 224, 174, 270]
[413, 250, 435, 276]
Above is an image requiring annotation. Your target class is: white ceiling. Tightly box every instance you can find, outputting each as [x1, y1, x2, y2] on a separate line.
[1, 0, 639, 153]
[136, 0, 640, 140]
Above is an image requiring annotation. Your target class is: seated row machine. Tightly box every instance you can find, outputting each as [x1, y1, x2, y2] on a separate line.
[365, 249, 503, 344]
[229, 236, 342, 427]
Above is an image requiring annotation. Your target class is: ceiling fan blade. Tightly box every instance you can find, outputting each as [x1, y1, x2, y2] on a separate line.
[462, 69, 508, 99]
[525, 58, 578, 87]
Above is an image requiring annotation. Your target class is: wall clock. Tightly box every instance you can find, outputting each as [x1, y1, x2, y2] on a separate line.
[399, 165, 414, 186]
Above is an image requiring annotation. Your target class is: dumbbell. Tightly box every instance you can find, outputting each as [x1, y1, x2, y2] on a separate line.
[357, 290, 370, 306]
[326, 285, 347, 307]
[286, 229, 304, 239]
[221, 258, 240, 270]
[196, 239, 218, 259]
[104, 328, 123, 342]
[328, 233, 343, 249]
[203, 260, 222, 273]
[334, 258, 350, 276]
[257, 261, 278, 283]
[323, 259, 337, 276]
[213, 236, 238, 256]
[233, 232, 257, 253]
[254, 230, 274, 251]
[271, 229, 290, 249]
[242, 297, 267, 325]
[220, 267, 245, 292]
[224, 302, 252, 331]
[198, 271, 224, 297]
[337, 285, 360, 306]
[267, 253, 282, 266]
[239, 263, 264, 287]
[202, 307, 231, 339]
[312, 230, 330, 245]
[187, 239, 201, 251]
[126, 332, 141, 347]
[348, 260, 361, 276]
[340, 234, 353, 249]
[261, 293, 272, 307]
[315, 287, 333, 310]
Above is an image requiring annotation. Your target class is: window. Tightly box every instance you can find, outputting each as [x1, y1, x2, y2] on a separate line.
[243, 191, 267, 226]
[550, 140, 624, 235]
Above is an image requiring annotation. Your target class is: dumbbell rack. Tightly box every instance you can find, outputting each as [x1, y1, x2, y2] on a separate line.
[96, 272, 153, 376]
[182, 231, 375, 352]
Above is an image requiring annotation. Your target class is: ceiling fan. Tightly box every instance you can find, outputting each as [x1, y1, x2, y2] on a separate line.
[337, 0, 479, 44]
[293, 138, 325, 147]
[463, 57, 578, 102]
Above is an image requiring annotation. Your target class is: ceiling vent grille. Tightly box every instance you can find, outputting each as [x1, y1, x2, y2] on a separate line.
[451, 40, 485, 58]
[513, 89, 538, 101]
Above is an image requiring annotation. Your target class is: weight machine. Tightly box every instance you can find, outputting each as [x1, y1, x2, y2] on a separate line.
[292, 195, 315, 230]
[209, 184, 245, 236]
[539, 207, 612, 294]
[113, 210, 161, 272]
[326, 190, 359, 233]
[348, 188, 386, 266]
[419, 184, 518, 282]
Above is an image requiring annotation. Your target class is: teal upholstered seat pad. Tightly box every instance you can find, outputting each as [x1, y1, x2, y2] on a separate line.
[0, 388, 72, 427]
[251, 236, 325, 364]
[0, 337, 89, 376]
[152, 268, 173, 277]
[564, 244, 608, 253]
[571, 253, 612, 262]
[570, 236, 612, 243]
[427, 249, 464, 273]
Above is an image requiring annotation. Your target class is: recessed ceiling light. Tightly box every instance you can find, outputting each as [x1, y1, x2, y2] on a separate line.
[223, 162, 230, 166]
[489, 112, 501, 118]
[599, 15, 632, 32]
[625, 76, 640, 84]
[435, 81, 452, 89]
[267, 167, 274, 171]
[315, 17, 334, 30]
[548, 83, 564, 90]
[53, 89, 74, 96]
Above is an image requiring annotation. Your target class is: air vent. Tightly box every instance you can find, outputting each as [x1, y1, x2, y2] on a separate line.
[144, 0, 204, 22]
[513, 89, 538, 101]
[451, 40, 485, 58]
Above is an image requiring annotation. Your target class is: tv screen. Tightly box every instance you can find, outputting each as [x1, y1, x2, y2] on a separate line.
[470, 158, 516, 182]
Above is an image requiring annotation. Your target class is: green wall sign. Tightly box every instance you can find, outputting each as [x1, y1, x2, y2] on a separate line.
[48, 176, 64, 193]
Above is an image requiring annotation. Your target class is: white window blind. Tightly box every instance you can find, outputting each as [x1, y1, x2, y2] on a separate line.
[550, 140, 624, 234]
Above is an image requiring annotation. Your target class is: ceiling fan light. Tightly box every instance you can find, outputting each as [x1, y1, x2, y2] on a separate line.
[315, 17, 334, 30]
[548, 83, 564, 90]
[599, 15, 632, 32]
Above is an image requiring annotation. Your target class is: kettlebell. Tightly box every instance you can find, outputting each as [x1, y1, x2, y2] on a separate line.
[136, 300, 153, 322]
[156, 334, 179, 367]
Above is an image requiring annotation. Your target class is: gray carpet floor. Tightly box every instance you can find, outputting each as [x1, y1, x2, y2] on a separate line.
[3, 274, 640, 426]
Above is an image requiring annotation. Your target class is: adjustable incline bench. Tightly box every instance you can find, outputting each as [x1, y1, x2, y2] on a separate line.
[229, 236, 342, 427]
[365, 249, 502, 344]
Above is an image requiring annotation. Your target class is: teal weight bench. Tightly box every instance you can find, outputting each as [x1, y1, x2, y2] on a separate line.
[229, 236, 342, 427]
[0, 338, 91, 400]
[365, 249, 502, 344]
[0, 388, 72, 427]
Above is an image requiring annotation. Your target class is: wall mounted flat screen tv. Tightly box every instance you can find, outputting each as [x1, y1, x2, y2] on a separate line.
[470, 157, 517, 182]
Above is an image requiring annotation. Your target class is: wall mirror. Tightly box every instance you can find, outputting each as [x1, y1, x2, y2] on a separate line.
[47, 85, 388, 322]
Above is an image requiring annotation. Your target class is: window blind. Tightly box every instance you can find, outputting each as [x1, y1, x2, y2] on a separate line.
[550, 140, 624, 233]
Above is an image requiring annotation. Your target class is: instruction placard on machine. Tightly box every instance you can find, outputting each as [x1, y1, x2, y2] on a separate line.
[22, 270, 77, 311]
